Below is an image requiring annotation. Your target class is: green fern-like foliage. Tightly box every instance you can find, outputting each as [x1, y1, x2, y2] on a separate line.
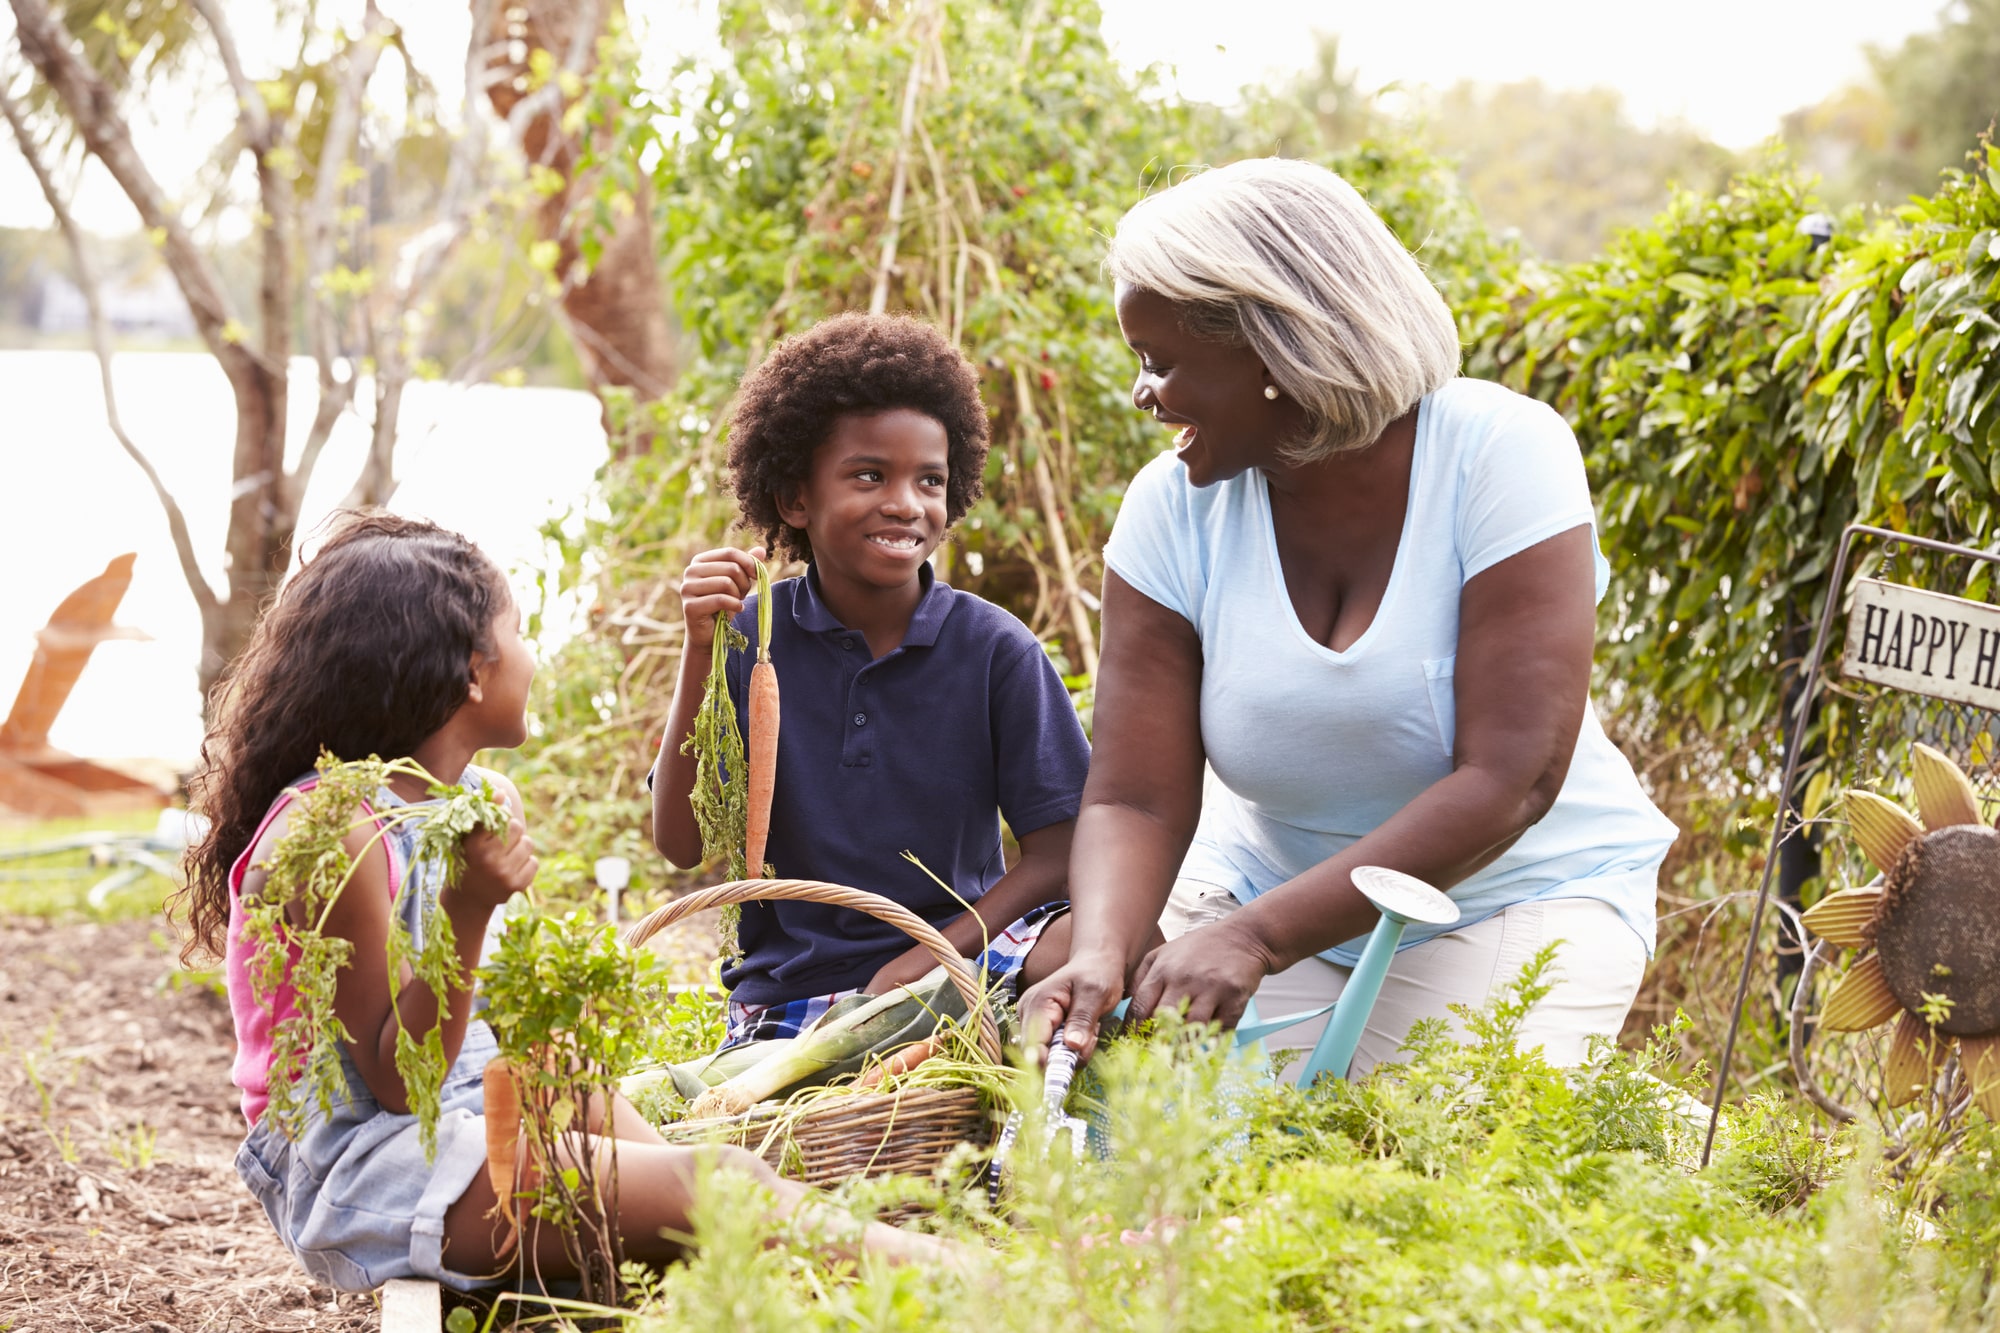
[241, 752, 510, 1158]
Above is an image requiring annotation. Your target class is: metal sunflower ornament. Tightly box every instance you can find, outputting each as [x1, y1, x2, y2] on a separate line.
[1802, 743, 2000, 1116]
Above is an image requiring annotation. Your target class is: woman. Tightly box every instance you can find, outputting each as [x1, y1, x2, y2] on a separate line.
[1020, 158, 1678, 1077]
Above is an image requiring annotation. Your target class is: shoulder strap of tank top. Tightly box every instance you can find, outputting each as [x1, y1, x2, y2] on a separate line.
[227, 776, 400, 902]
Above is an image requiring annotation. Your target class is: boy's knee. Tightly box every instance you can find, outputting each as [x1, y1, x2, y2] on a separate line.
[1020, 913, 1073, 989]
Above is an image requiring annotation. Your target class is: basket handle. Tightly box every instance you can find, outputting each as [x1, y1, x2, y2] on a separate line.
[623, 878, 1002, 1062]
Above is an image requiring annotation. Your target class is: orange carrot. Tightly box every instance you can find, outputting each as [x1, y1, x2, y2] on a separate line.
[744, 559, 780, 877]
[745, 659, 779, 875]
[854, 1035, 939, 1090]
[483, 1057, 522, 1255]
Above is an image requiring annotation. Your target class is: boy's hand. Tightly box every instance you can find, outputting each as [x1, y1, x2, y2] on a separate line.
[680, 545, 766, 655]
[864, 943, 945, 996]
[456, 816, 538, 913]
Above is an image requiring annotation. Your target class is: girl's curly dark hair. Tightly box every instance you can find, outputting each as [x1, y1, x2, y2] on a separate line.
[176, 511, 507, 962]
[726, 312, 990, 563]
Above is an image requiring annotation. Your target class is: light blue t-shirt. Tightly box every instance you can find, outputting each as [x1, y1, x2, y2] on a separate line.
[1102, 377, 1678, 964]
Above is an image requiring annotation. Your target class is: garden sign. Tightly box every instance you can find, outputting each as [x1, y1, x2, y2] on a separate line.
[1841, 578, 2000, 709]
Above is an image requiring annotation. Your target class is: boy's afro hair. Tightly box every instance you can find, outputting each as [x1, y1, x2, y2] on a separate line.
[727, 312, 990, 563]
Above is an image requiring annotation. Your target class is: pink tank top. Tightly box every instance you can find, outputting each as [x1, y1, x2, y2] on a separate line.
[223, 778, 403, 1125]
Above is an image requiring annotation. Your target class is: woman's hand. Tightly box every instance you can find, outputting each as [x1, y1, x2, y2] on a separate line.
[679, 545, 765, 654]
[455, 815, 538, 913]
[1017, 949, 1128, 1062]
[1126, 918, 1272, 1032]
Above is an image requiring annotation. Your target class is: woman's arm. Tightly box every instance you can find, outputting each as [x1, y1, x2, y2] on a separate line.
[1016, 570, 1207, 1054]
[303, 774, 537, 1113]
[651, 546, 762, 868]
[1125, 524, 1598, 1026]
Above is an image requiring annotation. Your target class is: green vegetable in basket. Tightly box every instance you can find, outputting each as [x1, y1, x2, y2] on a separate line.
[619, 1037, 803, 1114]
[683, 968, 965, 1119]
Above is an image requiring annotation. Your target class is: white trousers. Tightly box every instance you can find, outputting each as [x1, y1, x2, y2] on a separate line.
[1159, 881, 1648, 1081]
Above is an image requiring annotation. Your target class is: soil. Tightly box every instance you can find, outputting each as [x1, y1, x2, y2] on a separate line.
[0, 901, 725, 1333]
[0, 914, 375, 1332]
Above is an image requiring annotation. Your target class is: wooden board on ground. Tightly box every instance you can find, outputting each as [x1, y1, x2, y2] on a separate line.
[0, 552, 170, 817]
[381, 1277, 441, 1332]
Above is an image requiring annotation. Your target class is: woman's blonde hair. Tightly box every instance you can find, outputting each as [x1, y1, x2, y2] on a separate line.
[1107, 157, 1461, 461]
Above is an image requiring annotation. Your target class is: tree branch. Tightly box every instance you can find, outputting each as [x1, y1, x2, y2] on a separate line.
[498, 0, 603, 144]
[189, 0, 304, 377]
[9, 0, 254, 373]
[187, 0, 270, 146]
[0, 78, 219, 618]
[289, 4, 388, 504]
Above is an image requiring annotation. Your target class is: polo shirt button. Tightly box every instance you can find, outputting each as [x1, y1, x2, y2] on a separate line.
[840, 637, 854, 650]
[852, 711, 868, 727]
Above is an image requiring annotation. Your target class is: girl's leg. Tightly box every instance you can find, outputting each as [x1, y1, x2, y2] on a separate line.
[439, 1108, 955, 1279]
[589, 1086, 672, 1146]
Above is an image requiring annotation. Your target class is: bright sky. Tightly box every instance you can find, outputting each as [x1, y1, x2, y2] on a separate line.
[1096, 0, 1940, 149]
[0, 0, 1946, 232]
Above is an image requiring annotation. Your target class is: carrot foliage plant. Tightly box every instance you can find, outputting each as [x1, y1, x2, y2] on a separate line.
[679, 558, 773, 959]
[478, 907, 667, 1303]
[238, 752, 512, 1157]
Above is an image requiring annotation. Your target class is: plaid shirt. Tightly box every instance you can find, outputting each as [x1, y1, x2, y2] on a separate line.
[723, 903, 1061, 1046]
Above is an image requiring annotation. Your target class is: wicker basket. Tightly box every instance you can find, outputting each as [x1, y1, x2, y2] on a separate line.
[622, 878, 1003, 1188]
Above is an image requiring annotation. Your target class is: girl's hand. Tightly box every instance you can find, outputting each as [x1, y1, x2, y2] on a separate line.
[680, 545, 766, 655]
[1017, 949, 1127, 1063]
[1126, 919, 1271, 1032]
[456, 815, 538, 912]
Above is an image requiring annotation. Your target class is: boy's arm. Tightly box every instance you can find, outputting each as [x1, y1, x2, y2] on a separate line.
[863, 821, 1075, 995]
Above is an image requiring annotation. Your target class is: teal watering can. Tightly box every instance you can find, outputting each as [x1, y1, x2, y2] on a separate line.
[1232, 865, 1462, 1084]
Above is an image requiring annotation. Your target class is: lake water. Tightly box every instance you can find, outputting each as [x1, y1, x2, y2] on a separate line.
[0, 350, 608, 768]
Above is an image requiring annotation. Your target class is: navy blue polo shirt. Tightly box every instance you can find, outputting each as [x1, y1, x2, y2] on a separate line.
[688, 564, 1090, 1006]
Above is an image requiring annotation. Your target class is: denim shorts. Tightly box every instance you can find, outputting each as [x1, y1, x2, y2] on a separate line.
[234, 1020, 500, 1292]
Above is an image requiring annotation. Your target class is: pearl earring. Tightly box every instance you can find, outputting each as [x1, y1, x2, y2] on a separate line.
[1263, 385, 1279, 401]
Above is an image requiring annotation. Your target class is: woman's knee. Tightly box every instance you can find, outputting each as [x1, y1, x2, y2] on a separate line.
[1516, 900, 1647, 1065]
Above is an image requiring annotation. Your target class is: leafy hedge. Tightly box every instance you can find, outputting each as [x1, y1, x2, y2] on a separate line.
[608, 974, 2000, 1331]
[519, 3, 2000, 948]
[1478, 152, 2000, 754]
[508, 0, 1510, 887]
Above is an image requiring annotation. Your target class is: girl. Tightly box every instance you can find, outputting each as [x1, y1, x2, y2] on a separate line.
[179, 511, 942, 1295]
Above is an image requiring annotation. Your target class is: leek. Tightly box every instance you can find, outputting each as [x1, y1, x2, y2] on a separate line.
[685, 968, 963, 1119]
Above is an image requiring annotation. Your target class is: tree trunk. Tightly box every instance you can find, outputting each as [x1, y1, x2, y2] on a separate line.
[478, 0, 676, 447]
[11, 0, 298, 716]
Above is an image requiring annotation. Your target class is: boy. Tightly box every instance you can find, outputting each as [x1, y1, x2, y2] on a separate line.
[651, 313, 1090, 1044]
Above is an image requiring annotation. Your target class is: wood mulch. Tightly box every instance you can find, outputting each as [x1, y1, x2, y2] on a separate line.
[0, 914, 376, 1332]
